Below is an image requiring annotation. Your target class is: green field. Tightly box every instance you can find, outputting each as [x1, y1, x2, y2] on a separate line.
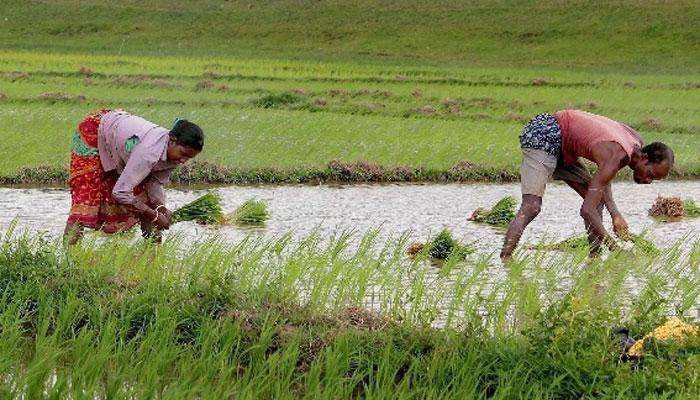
[1, 229, 698, 398]
[0, 0, 698, 184]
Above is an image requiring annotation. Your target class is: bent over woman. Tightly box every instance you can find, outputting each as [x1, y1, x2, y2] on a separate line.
[64, 109, 203, 244]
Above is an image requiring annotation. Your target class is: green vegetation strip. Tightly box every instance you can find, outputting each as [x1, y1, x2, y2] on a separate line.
[0, 160, 524, 186]
[1, 0, 697, 72]
[0, 229, 698, 398]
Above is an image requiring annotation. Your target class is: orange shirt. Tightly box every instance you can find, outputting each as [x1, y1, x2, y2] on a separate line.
[554, 110, 642, 165]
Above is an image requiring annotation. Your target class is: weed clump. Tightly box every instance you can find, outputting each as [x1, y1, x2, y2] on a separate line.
[110, 76, 172, 88]
[195, 80, 229, 92]
[227, 199, 269, 225]
[468, 196, 517, 227]
[254, 92, 304, 108]
[78, 66, 93, 76]
[38, 92, 86, 103]
[171, 192, 224, 225]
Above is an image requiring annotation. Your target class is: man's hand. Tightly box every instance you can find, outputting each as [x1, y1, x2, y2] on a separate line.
[603, 235, 621, 252]
[612, 215, 630, 239]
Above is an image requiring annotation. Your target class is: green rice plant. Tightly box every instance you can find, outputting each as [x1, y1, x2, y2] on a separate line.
[171, 192, 224, 225]
[627, 234, 661, 257]
[531, 233, 660, 256]
[469, 196, 517, 227]
[530, 235, 590, 252]
[684, 199, 700, 217]
[227, 199, 269, 225]
[0, 228, 698, 398]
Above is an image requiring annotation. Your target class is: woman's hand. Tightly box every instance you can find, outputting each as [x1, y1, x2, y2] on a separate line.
[154, 212, 171, 230]
[153, 205, 171, 230]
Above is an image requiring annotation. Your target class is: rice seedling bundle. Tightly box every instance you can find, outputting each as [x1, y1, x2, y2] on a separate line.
[171, 192, 224, 225]
[648, 196, 685, 220]
[648, 196, 700, 221]
[227, 199, 269, 224]
[531, 233, 660, 256]
[426, 229, 474, 260]
[468, 196, 517, 227]
[410, 229, 474, 260]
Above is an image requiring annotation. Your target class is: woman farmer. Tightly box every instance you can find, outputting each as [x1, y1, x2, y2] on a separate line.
[64, 109, 203, 244]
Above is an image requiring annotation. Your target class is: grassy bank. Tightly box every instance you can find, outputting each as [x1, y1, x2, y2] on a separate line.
[0, 228, 698, 398]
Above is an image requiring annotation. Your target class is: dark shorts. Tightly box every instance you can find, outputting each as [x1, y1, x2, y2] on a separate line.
[519, 113, 591, 196]
[519, 113, 562, 157]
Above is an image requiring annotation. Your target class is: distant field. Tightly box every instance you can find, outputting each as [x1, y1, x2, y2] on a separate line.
[1, 0, 698, 72]
[0, 0, 698, 183]
[0, 51, 698, 183]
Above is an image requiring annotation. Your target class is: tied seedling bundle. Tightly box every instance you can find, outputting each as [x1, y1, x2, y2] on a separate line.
[468, 196, 516, 227]
[648, 196, 700, 221]
[171, 192, 224, 225]
[407, 229, 474, 261]
[226, 199, 269, 225]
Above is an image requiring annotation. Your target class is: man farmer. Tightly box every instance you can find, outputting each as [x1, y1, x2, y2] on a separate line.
[500, 110, 674, 260]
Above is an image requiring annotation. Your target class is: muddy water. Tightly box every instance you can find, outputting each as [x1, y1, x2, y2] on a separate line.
[0, 181, 698, 254]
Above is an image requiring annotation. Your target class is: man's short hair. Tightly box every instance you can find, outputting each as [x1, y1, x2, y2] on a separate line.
[641, 142, 674, 165]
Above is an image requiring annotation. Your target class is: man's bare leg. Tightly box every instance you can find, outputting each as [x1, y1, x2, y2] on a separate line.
[63, 222, 84, 246]
[562, 180, 604, 257]
[501, 194, 542, 260]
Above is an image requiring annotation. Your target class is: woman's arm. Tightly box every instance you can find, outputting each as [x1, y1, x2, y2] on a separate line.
[112, 135, 169, 226]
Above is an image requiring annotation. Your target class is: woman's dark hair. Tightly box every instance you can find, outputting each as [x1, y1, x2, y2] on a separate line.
[170, 119, 204, 151]
[641, 142, 673, 165]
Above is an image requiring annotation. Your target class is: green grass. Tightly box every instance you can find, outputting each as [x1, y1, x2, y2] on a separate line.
[0, 226, 698, 398]
[1, 0, 698, 73]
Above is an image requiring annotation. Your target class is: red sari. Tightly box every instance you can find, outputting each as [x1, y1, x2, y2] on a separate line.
[67, 109, 148, 233]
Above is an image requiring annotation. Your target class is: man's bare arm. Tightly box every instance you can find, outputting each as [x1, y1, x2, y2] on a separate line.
[603, 184, 621, 218]
[582, 142, 628, 249]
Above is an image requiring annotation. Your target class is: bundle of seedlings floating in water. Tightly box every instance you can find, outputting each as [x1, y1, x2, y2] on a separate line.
[468, 196, 516, 227]
[226, 199, 269, 225]
[171, 192, 224, 225]
[407, 229, 474, 261]
[530, 232, 660, 256]
[648, 196, 700, 222]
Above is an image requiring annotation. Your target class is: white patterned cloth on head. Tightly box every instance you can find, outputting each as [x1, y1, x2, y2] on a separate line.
[519, 113, 562, 157]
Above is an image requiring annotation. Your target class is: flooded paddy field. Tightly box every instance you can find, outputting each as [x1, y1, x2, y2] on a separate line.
[1, 181, 698, 253]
